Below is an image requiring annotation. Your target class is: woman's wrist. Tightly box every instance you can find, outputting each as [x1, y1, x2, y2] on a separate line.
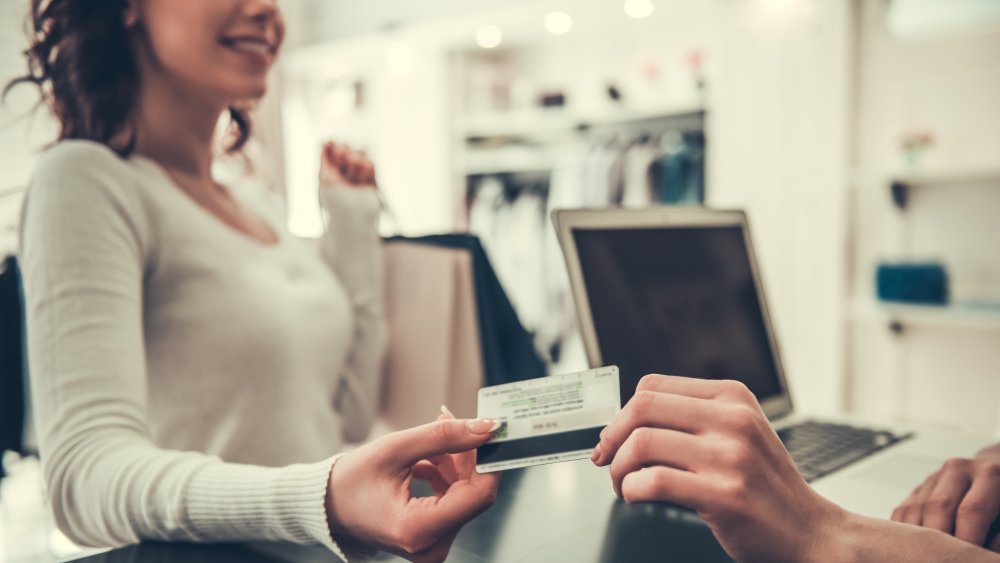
[324, 459, 379, 559]
[324, 460, 350, 540]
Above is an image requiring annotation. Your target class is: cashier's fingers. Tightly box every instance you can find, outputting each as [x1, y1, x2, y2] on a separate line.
[593, 390, 713, 466]
[920, 465, 972, 533]
[892, 471, 940, 526]
[634, 374, 748, 401]
[620, 466, 714, 509]
[608, 427, 709, 497]
[954, 471, 1000, 547]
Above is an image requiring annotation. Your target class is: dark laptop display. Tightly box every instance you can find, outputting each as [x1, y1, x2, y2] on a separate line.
[572, 225, 782, 405]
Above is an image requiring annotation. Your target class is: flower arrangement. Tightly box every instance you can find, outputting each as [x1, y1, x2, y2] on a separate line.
[899, 129, 935, 169]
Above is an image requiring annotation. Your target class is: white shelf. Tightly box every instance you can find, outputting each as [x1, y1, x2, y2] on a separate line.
[850, 299, 1000, 331]
[463, 146, 555, 176]
[890, 169, 1000, 187]
[462, 105, 705, 141]
[886, 169, 1000, 209]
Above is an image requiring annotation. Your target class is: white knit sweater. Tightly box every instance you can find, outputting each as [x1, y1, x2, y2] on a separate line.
[18, 140, 386, 560]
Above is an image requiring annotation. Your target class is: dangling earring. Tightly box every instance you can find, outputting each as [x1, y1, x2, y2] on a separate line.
[123, 0, 139, 28]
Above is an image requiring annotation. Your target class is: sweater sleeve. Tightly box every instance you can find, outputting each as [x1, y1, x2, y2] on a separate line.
[317, 187, 387, 444]
[19, 142, 350, 559]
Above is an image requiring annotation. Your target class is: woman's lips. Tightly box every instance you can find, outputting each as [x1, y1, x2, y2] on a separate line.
[220, 37, 276, 65]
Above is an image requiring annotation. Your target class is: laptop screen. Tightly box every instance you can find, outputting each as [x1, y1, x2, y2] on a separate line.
[572, 225, 783, 405]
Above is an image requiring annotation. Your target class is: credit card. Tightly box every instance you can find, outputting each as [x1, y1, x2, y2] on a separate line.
[476, 366, 620, 473]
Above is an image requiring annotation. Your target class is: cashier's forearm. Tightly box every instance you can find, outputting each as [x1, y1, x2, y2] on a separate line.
[819, 510, 1000, 563]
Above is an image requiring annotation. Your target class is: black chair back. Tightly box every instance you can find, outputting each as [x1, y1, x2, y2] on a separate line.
[0, 255, 26, 477]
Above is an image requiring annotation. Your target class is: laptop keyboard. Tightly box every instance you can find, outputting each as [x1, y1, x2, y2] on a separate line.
[777, 420, 911, 482]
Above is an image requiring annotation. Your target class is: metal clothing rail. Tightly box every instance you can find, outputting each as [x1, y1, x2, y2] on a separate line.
[464, 108, 706, 144]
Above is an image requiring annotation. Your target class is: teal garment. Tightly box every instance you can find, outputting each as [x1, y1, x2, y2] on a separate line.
[385, 235, 547, 387]
[651, 131, 705, 205]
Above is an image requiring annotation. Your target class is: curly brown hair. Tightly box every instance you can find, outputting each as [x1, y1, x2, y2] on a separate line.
[3, 0, 251, 155]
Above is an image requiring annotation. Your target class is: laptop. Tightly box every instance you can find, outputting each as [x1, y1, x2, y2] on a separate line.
[553, 207, 995, 518]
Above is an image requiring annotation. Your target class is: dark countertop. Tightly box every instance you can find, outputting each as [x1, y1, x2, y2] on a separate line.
[70, 460, 733, 563]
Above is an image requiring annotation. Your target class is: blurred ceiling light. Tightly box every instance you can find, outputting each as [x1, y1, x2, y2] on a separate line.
[624, 0, 655, 19]
[385, 41, 417, 76]
[476, 25, 503, 49]
[544, 11, 573, 35]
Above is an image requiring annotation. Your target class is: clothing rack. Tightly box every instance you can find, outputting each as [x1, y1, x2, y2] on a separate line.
[463, 110, 706, 177]
[464, 108, 706, 146]
[571, 109, 705, 140]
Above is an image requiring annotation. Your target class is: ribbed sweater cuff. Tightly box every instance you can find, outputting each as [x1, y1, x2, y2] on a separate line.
[186, 455, 359, 561]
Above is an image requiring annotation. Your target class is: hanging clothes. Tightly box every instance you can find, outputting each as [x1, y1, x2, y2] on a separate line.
[466, 126, 707, 367]
[621, 141, 661, 208]
[650, 130, 706, 205]
[468, 175, 548, 336]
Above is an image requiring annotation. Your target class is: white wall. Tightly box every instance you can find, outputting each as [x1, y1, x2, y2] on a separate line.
[0, 0, 57, 256]
[707, 0, 853, 416]
[279, 33, 455, 237]
[280, 0, 856, 414]
[849, 0, 1000, 434]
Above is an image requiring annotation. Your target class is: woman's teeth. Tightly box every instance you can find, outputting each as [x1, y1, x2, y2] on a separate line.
[227, 39, 271, 55]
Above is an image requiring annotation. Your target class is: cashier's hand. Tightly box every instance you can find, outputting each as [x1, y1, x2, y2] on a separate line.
[319, 141, 376, 189]
[592, 374, 845, 563]
[325, 410, 501, 563]
[891, 443, 1000, 551]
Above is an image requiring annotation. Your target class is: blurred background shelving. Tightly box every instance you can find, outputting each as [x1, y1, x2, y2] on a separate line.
[1, 0, 998, 447]
[850, 299, 1000, 332]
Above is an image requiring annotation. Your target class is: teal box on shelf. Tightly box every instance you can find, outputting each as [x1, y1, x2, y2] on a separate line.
[876, 263, 948, 305]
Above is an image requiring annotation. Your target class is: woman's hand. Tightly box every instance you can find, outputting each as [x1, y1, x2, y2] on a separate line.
[592, 374, 845, 563]
[320, 141, 376, 189]
[326, 409, 501, 562]
[891, 443, 1000, 550]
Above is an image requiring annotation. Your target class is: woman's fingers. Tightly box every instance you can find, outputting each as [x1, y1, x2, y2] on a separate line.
[434, 404, 475, 478]
[400, 479, 497, 553]
[320, 141, 376, 187]
[380, 418, 498, 468]
[345, 152, 363, 183]
[409, 530, 460, 563]
[608, 427, 709, 497]
[469, 462, 501, 495]
[360, 153, 376, 184]
[595, 390, 714, 466]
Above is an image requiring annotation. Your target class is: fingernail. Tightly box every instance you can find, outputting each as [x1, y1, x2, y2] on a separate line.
[467, 418, 501, 434]
[591, 443, 602, 464]
[440, 404, 455, 418]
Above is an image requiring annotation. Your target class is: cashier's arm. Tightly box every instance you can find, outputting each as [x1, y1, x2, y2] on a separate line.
[592, 375, 1000, 563]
